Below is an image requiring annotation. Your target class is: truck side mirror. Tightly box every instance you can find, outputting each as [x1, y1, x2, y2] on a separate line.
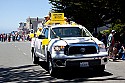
[38, 35, 45, 39]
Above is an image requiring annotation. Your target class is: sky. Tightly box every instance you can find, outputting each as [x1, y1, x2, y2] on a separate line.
[0, 0, 51, 33]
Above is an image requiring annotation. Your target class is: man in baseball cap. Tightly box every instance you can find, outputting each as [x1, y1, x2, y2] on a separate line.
[111, 30, 116, 33]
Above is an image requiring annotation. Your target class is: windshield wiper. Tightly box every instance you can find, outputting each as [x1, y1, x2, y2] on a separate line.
[51, 29, 62, 40]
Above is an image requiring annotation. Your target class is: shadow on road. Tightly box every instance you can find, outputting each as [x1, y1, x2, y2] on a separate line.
[0, 62, 125, 83]
[0, 64, 53, 83]
[38, 61, 125, 82]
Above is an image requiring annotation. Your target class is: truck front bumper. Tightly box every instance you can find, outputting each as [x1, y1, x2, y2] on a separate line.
[51, 52, 108, 68]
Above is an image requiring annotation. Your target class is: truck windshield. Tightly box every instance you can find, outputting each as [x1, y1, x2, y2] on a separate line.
[50, 27, 92, 38]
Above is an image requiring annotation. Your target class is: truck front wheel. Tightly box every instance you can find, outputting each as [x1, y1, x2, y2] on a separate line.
[93, 65, 105, 73]
[47, 52, 56, 76]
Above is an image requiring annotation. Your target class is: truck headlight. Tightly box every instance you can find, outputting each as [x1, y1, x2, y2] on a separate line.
[98, 44, 106, 52]
[54, 46, 65, 51]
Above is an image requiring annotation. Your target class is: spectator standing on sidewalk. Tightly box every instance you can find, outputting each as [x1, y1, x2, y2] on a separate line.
[112, 41, 121, 60]
[121, 44, 125, 60]
[3, 33, 5, 41]
[118, 44, 125, 60]
[107, 30, 116, 59]
[0, 34, 1, 41]
[0, 34, 3, 42]
[8, 33, 11, 42]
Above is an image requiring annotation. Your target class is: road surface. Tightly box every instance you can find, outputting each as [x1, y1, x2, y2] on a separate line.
[0, 42, 125, 83]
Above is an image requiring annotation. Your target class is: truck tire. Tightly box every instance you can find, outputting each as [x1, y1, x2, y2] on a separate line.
[47, 52, 56, 76]
[94, 65, 105, 73]
[32, 50, 39, 64]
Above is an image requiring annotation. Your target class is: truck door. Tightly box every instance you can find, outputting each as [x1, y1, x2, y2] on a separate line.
[41, 28, 49, 56]
[35, 28, 48, 60]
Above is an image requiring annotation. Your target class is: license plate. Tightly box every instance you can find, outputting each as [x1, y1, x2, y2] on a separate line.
[80, 62, 89, 67]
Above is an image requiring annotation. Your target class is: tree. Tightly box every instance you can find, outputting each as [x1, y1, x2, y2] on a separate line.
[49, 0, 125, 32]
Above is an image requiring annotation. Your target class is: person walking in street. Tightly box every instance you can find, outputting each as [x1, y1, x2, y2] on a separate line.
[107, 30, 116, 60]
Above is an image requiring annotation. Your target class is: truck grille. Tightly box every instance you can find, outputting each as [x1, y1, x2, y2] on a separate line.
[64, 45, 97, 55]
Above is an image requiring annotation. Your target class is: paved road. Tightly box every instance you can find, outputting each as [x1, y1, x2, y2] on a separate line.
[0, 42, 125, 83]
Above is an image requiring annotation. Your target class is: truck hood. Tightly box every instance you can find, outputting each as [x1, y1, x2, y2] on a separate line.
[60, 37, 103, 44]
[50, 37, 103, 46]
[61, 37, 94, 44]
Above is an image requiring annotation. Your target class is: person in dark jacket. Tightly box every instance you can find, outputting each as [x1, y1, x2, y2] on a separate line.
[101, 33, 107, 50]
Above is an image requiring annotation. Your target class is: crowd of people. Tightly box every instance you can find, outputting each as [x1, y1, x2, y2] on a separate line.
[0, 32, 30, 42]
[96, 30, 125, 61]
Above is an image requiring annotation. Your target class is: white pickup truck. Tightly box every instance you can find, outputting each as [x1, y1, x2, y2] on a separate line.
[31, 24, 108, 75]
